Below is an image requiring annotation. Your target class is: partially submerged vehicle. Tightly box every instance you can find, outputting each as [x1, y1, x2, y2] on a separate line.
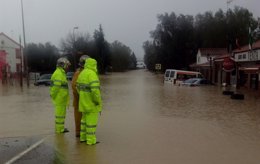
[164, 69, 203, 85]
[182, 78, 212, 86]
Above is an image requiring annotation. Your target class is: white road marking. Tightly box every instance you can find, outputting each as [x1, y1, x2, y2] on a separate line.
[5, 138, 45, 164]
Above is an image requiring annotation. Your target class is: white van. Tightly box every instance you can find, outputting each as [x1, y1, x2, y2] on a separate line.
[164, 69, 203, 85]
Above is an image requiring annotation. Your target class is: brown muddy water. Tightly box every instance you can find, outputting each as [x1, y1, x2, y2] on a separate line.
[1, 69, 260, 164]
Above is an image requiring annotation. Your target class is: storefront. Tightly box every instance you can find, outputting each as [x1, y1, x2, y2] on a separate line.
[233, 41, 260, 90]
[213, 54, 235, 86]
[237, 65, 260, 90]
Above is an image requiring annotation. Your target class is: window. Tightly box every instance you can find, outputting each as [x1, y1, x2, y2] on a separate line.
[165, 71, 170, 77]
[169, 71, 175, 77]
[16, 63, 21, 72]
[16, 49, 21, 59]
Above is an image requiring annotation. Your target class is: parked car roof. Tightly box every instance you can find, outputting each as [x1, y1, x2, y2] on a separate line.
[34, 74, 52, 86]
[66, 71, 74, 80]
[182, 78, 212, 86]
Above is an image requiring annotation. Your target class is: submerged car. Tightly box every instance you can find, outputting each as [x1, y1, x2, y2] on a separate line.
[66, 72, 74, 80]
[182, 78, 212, 86]
[34, 74, 52, 86]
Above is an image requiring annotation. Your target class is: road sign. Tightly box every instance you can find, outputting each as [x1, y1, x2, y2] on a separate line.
[155, 64, 161, 70]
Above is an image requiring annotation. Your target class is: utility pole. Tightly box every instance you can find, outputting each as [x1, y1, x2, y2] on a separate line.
[207, 54, 213, 83]
[19, 36, 23, 87]
[21, 0, 29, 86]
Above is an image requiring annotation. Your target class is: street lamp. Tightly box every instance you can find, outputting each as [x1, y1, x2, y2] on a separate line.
[72, 26, 78, 71]
[73, 27, 79, 37]
[207, 54, 213, 82]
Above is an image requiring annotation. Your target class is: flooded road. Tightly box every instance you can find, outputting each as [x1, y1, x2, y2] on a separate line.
[1, 69, 260, 164]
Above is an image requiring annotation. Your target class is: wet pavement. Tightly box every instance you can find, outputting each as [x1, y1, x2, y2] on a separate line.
[1, 70, 260, 164]
[0, 136, 57, 164]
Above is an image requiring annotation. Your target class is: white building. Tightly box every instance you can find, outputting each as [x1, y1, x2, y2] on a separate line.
[196, 48, 227, 65]
[0, 32, 23, 78]
[190, 48, 227, 82]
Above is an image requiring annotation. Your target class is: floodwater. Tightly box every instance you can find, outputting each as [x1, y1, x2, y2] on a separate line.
[1, 70, 260, 164]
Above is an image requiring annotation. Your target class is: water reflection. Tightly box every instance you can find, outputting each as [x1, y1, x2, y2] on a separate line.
[1, 70, 260, 163]
[154, 81, 260, 142]
[53, 135, 67, 163]
[50, 134, 99, 164]
[0, 82, 24, 96]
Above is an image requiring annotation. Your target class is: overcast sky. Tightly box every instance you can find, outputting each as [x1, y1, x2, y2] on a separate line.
[1, 0, 259, 59]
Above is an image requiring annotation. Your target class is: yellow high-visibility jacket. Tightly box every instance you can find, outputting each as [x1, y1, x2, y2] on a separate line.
[50, 67, 69, 106]
[76, 58, 102, 113]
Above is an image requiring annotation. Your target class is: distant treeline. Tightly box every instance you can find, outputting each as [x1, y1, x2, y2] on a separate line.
[26, 6, 258, 74]
[26, 25, 137, 74]
[143, 6, 259, 71]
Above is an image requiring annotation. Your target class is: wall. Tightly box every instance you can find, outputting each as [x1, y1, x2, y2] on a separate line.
[197, 50, 208, 64]
[0, 34, 22, 73]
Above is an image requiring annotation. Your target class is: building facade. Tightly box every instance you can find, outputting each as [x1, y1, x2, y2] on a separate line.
[213, 54, 235, 86]
[190, 48, 227, 83]
[191, 40, 260, 90]
[233, 40, 260, 90]
[0, 32, 23, 79]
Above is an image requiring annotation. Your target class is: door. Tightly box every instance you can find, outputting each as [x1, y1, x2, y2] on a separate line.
[0, 50, 7, 79]
[250, 74, 258, 90]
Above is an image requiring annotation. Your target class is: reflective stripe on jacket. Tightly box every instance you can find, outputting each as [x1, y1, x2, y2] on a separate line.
[76, 58, 102, 113]
[50, 67, 69, 106]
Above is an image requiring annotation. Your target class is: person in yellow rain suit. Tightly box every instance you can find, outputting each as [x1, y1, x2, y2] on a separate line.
[71, 55, 89, 137]
[50, 57, 71, 133]
[77, 57, 102, 145]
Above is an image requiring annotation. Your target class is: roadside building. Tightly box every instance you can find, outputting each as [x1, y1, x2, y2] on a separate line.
[190, 48, 227, 83]
[0, 32, 23, 80]
[233, 39, 260, 90]
[0, 50, 8, 80]
[213, 54, 236, 86]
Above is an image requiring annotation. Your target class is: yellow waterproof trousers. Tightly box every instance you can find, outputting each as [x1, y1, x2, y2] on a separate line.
[80, 112, 99, 145]
[55, 105, 67, 133]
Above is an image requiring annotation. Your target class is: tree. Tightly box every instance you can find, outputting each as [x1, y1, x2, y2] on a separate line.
[61, 24, 112, 73]
[143, 41, 158, 71]
[60, 32, 94, 71]
[144, 7, 258, 72]
[26, 42, 59, 73]
[110, 41, 132, 72]
[129, 52, 137, 69]
[93, 24, 110, 74]
[148, 12, 195, 70]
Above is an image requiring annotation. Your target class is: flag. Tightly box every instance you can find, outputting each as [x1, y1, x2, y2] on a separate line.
[255, 18, 260, 38]
[249, 26, 253, 50]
